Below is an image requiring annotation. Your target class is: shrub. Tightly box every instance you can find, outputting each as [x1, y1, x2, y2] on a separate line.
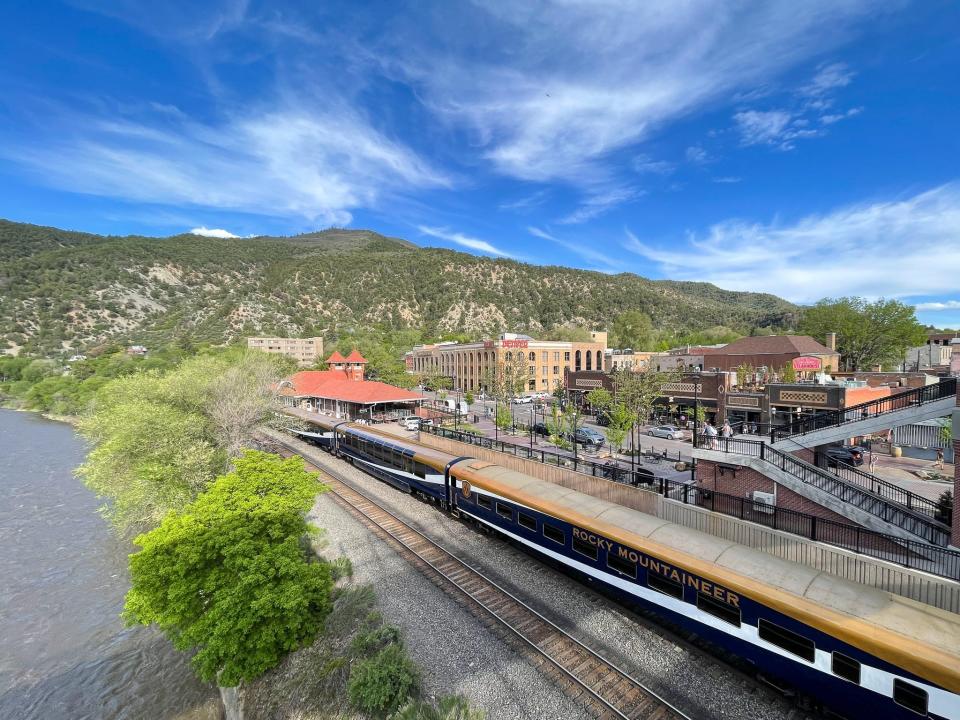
[348, 643, 419, 717]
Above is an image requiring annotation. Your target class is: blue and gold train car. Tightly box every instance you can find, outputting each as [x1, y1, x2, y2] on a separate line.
[282, 418, 960, 719]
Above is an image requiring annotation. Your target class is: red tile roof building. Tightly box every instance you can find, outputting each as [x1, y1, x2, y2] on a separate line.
[279, 349, 422, 421]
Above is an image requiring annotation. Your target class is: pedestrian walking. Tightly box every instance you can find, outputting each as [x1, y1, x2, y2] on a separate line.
[704, 421, 719, 450]
[935, 448, 944, 470]
[869, 453, 877, 474]
[721, 420, 733, 438]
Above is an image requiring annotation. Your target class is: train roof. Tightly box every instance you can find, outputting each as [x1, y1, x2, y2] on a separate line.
[454, 459, 960, 692]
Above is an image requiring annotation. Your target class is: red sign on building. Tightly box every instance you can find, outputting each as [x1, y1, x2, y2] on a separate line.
[501, 339, 529, 349]
[793, 356, 823, 371]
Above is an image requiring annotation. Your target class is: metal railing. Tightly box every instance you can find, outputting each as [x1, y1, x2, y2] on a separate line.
[830, 460, 941, 518]
[657, 477, 960, 581]
[424, 424, 672, 486]
[701, 436, 951, 546]
[771, 377, 956, 442]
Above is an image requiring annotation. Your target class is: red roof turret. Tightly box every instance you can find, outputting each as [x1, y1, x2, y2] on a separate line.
[344, 349, 368, 363]
[326, 351, 346, 363]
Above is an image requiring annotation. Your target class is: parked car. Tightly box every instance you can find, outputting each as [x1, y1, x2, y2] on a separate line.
[594, 411, 611, 427]
[513, 395, 534, 404]
[400, 416, 421, 431]
[568, 426, 605, 448]
[823, 445, 866, 467]
[531, 422, 550, 436]
[647, 425, 684, 440]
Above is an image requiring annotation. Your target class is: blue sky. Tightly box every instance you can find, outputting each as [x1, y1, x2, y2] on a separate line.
[1, 1, 959, 326]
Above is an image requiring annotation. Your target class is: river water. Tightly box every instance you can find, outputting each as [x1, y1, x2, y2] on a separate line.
[0, 409, 220, 720]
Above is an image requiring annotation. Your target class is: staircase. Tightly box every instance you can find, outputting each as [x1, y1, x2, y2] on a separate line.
[696, 437, 951, 546]
[770, 377, 956, 450]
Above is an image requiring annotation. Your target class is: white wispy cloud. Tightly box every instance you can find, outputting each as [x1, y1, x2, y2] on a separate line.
[685, 146, 711, 164]
[417, 225, 511, 257]
[623, 183, 960, 303]
[800, 62, 855, 99]
[5, 103, 450, 225]
[528, 226, 618, 268]
[632, 154, 674, 175]
[712, 176, 742, 184]
[914, 300, 960, 312]
[189, 226, 240, 238]
[557, 187, 642, 225]
[499, 190, 549, 212]
[733, 109, 821, 149]
[390, 1, 882, 184]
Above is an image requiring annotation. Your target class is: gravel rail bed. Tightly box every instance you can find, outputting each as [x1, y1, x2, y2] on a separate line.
[308, 462, 591, 720]
[273, 431, 810, 720]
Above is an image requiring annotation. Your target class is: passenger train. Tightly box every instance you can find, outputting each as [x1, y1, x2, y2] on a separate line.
[286, 416, 960, 720]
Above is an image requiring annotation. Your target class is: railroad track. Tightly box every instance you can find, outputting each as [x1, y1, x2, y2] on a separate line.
[267, 433, 692, 720]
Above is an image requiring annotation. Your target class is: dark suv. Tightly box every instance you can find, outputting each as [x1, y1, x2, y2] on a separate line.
[822, 446, 866, 467]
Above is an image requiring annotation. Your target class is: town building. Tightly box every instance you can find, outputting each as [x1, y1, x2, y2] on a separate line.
[126, 345, 148, 356]
[700, 334, 840, 373]
[901, 343, 954, 372]
[278, 350, 422, 422]
[247, 336, 324, 366]
[604, 349, 658, 372]
[406, 332, 607, 393]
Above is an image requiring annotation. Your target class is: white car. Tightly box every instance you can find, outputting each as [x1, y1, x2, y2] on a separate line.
[513, 395, 534, 404]
[647, 425, 685, 440]
[400, 415, 421, 430]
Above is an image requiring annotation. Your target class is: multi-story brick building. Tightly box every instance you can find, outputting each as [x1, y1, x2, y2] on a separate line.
[407, 332, 607, 393]
[247, 336, 324, 366]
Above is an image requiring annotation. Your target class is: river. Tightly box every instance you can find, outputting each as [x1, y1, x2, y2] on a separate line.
[0, 409, 220, 720]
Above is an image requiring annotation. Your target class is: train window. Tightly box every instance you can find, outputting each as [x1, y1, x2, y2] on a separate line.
[646, 573, 683, 599]
[831, 653, 861, 685]
[518, 512, 537, 531]
[606, 554, 637, 579]
[893, 680, 928, 715]
[543, 524, 565, 545]
[572, 536, 598, 561]
[495, 502, 513, 520]
[477, 495, 492, 510]
[696, 592, 740, 627]
[758, 619, 815, 662]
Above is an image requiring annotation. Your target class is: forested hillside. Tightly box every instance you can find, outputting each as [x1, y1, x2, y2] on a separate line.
[0, 220, 798, 356]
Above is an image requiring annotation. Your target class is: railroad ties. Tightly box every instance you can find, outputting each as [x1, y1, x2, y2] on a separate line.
[270, 434, 690, 720]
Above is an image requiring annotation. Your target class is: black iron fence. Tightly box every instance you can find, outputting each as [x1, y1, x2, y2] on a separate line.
[658, 477, 960, 581]
[701, 436, 950, 545]
[831, 460, 942, 518]
[772, 377, 957, 442]
[423, 424, 675, 485]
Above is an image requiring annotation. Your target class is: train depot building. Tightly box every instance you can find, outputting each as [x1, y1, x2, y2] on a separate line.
[279, 350, 422, 422]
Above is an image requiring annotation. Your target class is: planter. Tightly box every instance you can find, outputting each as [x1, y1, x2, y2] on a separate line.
[675, 461, 687, 472]
[891, 445, 902, 458]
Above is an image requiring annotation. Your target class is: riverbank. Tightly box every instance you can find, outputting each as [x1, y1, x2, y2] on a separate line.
[0, 409, 220, 720]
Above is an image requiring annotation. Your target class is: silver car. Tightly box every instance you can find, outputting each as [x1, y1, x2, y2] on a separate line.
[648, 425, 684, 440]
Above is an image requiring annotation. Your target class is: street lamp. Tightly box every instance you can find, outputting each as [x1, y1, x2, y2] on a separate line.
[693, 378, 700, 449]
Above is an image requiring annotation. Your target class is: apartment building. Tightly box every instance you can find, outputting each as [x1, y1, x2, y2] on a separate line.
[246, 336, 324, 366]
[407, 332, 607, 393]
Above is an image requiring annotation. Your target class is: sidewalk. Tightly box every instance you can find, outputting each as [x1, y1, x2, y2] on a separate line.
[867, 453, 954, 502]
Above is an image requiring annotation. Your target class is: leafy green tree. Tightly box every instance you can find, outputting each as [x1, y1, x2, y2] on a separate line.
[610, 311, 654, 350]
[542, 325, 593, 342]
[585, 387, 612, 415]
[77, 350, 290, 535]
[604, 402, 633, 454]
[781, 361, 797, 383]
[613, 366, 680, 451]
[494, 402, 513, 431]
[464, 390, 474, 405]
[124, 451, 334, 687]
[799, 297, 926, 371]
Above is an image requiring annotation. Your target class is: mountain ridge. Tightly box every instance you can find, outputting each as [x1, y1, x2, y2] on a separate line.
[0, 219, 798, 356]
